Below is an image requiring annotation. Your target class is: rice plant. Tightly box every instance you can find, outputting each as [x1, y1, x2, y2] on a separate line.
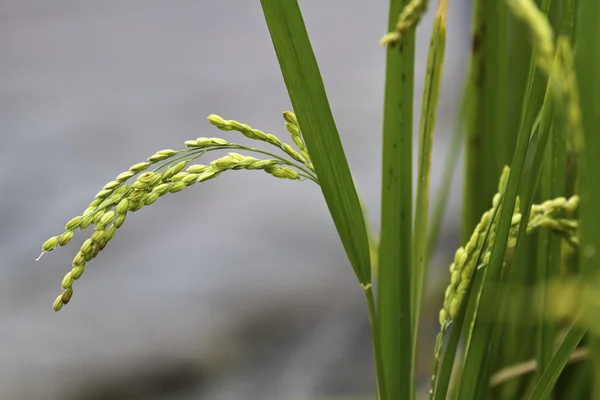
[38, 0, 600, 398]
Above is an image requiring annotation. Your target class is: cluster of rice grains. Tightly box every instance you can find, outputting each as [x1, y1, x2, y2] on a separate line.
[432, 166, 580, 377]
[38, 112, 317, 311]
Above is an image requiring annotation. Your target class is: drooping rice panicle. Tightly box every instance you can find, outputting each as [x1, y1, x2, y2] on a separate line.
[432, 166, 580, 378]
[207, 114, 314, 172]
[40, 113, 319, 311]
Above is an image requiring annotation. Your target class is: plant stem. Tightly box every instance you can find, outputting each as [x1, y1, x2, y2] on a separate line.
[364, 284, 387, 400]
[378, 0, 416, 398]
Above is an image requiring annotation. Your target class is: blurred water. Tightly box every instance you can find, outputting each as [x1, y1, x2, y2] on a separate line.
[0, 1, 469, 399]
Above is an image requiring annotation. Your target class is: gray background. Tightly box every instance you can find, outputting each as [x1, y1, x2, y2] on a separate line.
[0, 1, 469, 399]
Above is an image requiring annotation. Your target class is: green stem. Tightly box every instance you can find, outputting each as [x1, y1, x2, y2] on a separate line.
[365, 284, 387, 400]
[163, 145, 320, 183]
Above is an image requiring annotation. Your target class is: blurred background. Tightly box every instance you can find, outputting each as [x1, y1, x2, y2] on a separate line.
[0, 1, 470, 399]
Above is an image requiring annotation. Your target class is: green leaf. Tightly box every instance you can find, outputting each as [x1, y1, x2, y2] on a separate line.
[529, 320, 586, 400]
[413, 0, 447, 334]
[462, 0, 510, 243]
[575, 0, 600, 394]
[260, 0, 371, 285]
[378, 0, 416, 399]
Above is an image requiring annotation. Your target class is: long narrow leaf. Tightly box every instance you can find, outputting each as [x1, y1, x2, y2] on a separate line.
[575, 0, 600, 394]
[260, 0, 372, 285]
[378, 0, 417, 398]
[529, 320, 586, 400]
[413, 0, 447, 350]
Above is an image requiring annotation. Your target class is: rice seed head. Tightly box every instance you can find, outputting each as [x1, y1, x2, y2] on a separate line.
[104, 224, 117, 241]
[282, 167, 300, 180]
[73, 252, 86, 266]
[187, 137, 217, 148]
[43, 117, 319, 311]
[265, 166, 286, 179]
[252, 160, 276, 169]
[207, 114, 229, 129]
[42, 236, 60, 252]
[71, 265, 85, 280]
[129, 161, 152, 173]
[81, 205, 96, 217]
[114, 185, 130, 196]
[449, 296, 461, 319]
[168, 181, 187, 193]
[227, 152, 246, 162]
[61, 288, 73, 304]
[95, 189, 113, 200]
[53, 294, 64, 312]
[210, 138, 229, 146]
[292, 136, 305, 149]
[115, 214, 126, 228]
[285, 122, 300, 137]
[211, 156, 236, 170]
[450, 270, 459, 286]
[163, 161, 188, 181]
[91, 230, 105, 243]
[449, 262, 456, 273]
[197, 170, 221, 183]
[281, 112, 313, 170]
[132, 172, 155, 189]
[282, 143, 305, 163]
[148, 150, 176, 162]
[101, 193, 121, 208]
[99, 211, 116, 227]
[208, 114, 300, 156]
[128, 189, 146, 201]
[61, 272, 74, 289]
[172, 161, 188, 175]
[152, 183, 171, 196]
[128, 199, 145, 212]
[171, 172, 189, 182]
[116, 199, 129, 215]
[187, 164, 209, 174]
[228, 120, 252, 135]
[81, 238, 93, 256]
[103, 180, 122, 190]
[58, 231, 74, 247]
[92, 210, 105, 224]
[511, 213, 522, 226]
[461, 264, 474, 282]
[456, 280, 469, 295]
[564, 195, 580, 214]
[144, 192, 160, 205]
[149, 173, 163, 187]
[90, 242, 101, 259]
[116, 171, 136, 182]
[182, 173, 199, 186]
[148, 153, 169, 162]
[439, 190, 580, 325]
[65, 216, 83, 231]
[157, 149, 177, 156]
[439, 309, 447, 326]
[265, 134, 282, 147]
[498, 166, 511, 192]
[282, 111, 298, 126]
